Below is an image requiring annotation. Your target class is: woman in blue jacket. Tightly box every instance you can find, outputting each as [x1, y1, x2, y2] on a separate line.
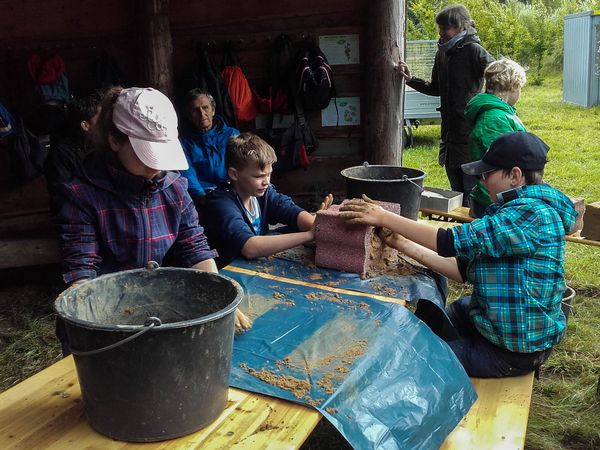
[179, 88, 239, 207]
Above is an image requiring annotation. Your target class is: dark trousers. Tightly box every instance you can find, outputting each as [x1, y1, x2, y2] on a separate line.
[445, 297, 552, 378]
[445, 166, 478, 207]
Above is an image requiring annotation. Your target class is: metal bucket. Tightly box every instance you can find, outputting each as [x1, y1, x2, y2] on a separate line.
[341, 164, 426, 220]
[561, 285, 576, 322]
[54, 263, 243, 442]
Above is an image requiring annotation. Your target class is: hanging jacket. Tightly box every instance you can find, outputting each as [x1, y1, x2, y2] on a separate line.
[407, 28, 493, 168]
[464, 92, 527, 207]
[179, 116, 239, 199]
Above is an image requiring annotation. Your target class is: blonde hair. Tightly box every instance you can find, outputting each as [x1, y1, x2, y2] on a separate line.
[226, 132, 277, 170]
[484, 58, 527, 95]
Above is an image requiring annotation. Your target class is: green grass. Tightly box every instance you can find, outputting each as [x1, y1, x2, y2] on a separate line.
[405, 74, 600, 450]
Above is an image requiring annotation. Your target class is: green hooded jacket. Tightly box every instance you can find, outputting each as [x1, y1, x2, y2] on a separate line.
[464, 92, 526, 207]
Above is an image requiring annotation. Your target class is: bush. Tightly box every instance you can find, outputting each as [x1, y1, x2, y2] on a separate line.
[406, 0, 600, 84]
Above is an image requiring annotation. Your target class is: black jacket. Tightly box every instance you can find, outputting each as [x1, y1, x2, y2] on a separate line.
[407, 28, 493, 168]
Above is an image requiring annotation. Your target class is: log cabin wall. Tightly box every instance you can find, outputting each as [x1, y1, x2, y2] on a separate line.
[0, 0, 371, 221]
[168, 0, 368, 207]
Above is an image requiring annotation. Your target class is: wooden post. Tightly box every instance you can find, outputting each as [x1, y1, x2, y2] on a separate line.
[137, 0, 174, 98]
[365, 0, 405, 165]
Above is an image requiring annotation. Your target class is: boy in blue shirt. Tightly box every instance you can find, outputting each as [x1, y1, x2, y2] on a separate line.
[201, 132, 332, 268]
[340, 132, 577, 378]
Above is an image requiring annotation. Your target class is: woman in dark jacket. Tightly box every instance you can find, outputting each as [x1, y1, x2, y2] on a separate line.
[399, 4, 493, 203]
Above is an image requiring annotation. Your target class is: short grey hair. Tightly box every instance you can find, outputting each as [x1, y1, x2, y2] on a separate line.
[184, 88, 216, 110]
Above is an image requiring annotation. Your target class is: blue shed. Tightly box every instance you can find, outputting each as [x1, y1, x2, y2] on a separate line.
[563, 11, 600, 107]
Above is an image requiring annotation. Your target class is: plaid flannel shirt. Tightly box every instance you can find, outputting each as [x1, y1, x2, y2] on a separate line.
[55, 153, 217, 284]
[450, 184, 576, 353]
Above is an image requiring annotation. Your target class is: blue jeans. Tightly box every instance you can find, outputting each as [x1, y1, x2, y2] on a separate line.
[444, 297, 552, 378]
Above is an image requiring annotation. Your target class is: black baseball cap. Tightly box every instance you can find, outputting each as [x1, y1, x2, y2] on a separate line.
[461, 132, 550, 175]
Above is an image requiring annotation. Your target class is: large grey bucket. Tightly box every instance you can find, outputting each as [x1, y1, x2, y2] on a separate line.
[341, 165, 426, 220]
[54, 263, 243, 442]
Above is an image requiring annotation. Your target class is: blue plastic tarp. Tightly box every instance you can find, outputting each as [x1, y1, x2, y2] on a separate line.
[230, 246, 448, 309]
[223, 263, 477, 450]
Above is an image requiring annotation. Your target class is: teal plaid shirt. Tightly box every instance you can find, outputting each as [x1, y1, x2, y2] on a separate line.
[450, 184, 577, 353]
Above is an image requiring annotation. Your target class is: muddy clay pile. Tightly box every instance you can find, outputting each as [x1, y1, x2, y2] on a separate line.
[366, 230, 422, 278]
[239, 339, 369, 408]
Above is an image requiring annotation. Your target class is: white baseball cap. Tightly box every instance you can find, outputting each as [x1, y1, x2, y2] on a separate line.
[112, 87, 188, 171]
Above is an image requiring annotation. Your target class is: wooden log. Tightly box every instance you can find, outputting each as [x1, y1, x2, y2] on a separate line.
[365, 0, 405, 165]
[136, 0, 174, 97]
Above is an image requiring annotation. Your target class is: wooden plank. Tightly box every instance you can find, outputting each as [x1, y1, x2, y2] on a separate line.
[441, 372, 534, 450]
[0, 236, 60, 269]
[419, 206, 600, 247]
[225, 265, 406, 305]
[0, 356, 321, 449]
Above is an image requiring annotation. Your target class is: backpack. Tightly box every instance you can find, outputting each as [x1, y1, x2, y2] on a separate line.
[27, 52, 71, 105]
[221, 42, 257, 122]
[295, 41, 335, 111]
[0, 103, 15, 138]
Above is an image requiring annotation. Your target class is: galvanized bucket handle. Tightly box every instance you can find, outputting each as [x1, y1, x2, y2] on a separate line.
[401, 174, 425, 192]
[362, 161, 424, 193]
[70, 317, 162, 357]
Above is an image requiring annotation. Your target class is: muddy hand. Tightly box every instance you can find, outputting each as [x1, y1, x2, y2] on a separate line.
[339, 195, 385, 226]
[235, 309, 252, 331]
[319, 193, 334, 211]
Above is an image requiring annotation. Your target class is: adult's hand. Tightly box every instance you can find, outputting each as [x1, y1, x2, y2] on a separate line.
[339, 195, 387, 227]
[235, 309, 253, 331]
[397, 61, 412, 82]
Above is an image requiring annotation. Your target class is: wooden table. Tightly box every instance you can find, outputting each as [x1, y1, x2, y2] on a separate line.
[0, 354, 534, 449]
[0, 259, 534, 449]
[0, 355, 320, 449]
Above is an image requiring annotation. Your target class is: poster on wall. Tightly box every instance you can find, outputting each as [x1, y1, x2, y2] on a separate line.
[321, 97, 360, 127]
[318, 35, 360, 65]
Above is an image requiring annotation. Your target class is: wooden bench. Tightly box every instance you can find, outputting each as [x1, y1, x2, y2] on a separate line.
[0, 355, 534, 449]
[420, 206, 600, 248]
[442, 372, 534, 449]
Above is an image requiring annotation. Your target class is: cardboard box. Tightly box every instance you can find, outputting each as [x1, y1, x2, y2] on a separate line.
[581, 201, 600, 241]
[420, 187, 463, 212]
[568, 197, 585, 234]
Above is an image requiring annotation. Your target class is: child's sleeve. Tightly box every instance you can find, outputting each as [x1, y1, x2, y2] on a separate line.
[451, 204, 542, 259]
[265, 186, 304, 229]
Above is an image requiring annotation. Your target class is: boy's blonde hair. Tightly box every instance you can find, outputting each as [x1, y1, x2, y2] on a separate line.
[226, 132, 277, 170]
[484, 58, 527, 95]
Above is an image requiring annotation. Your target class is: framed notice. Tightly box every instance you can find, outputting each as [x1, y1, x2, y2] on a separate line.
[321, 97, 360, 127]
[318, 34, 360, 65]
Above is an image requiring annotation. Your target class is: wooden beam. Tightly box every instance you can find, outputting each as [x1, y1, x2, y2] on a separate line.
[365, 0, 405, 165]
[137, 0, 174, 97]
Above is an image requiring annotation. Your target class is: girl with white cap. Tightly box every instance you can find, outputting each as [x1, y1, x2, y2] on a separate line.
[54, 87, 252, 345]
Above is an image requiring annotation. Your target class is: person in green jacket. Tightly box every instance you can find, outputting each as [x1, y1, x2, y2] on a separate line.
[465, 58, 527, 217]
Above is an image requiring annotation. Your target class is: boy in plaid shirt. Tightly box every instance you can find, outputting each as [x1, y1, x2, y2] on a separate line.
[340, 132, 576, 377]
